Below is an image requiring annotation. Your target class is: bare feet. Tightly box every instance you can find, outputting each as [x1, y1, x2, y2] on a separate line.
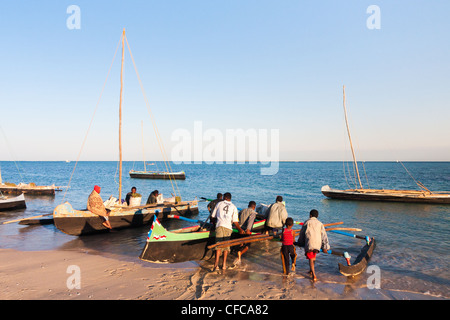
[102, 221, 112, 229]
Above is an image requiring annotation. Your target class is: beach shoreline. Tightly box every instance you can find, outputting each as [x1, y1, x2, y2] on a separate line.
[0, 248, 445, 301]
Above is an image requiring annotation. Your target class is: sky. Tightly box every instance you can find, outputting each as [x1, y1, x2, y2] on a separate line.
[0, 0, 449, 162]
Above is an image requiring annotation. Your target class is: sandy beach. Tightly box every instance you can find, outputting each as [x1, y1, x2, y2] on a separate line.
[1, 248, 444, 301]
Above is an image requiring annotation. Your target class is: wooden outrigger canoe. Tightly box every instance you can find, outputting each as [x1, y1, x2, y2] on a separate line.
[322, 185, 450, 205]
[139, 215, 266, 263]
[338, 237, 376, 277]
[53, 200, 198, 236]
[51, 30, 196, 235]
[323, 86, 450, 205]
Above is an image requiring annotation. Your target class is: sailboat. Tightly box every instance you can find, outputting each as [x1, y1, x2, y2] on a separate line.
[129, 121, 186, 180]
[52, 29, 198, 236]
[321, 86, 450, 205]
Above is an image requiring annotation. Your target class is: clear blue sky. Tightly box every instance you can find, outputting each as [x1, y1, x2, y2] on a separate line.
[0, 1, 449, 161]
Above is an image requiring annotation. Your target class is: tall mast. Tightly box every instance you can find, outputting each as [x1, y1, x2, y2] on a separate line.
[141, 120, 146, 172]
[343, 85, 363, 189]
[118, 29, 125, 201]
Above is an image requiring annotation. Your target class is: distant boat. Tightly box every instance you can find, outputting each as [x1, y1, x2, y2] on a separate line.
[0, 168, 59, 196]
[322, 185, 450, 204]
[129, 121, 186, 180]
[129, 170, 186, 180]
[0, 193, 26, 211]
[0, 183, 60, 196]
[322, 86, 450, 205]
[53, 29, 197, 235]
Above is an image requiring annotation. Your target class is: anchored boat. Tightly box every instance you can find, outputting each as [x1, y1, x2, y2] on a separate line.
[322, 185, 450, 204]
[129, 121, 186, 180]
[0, 168, 60, 196]
[129, 170, 186, 180]
[322, 86, 450, 205]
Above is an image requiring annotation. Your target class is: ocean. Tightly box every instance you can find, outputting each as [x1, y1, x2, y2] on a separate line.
[0, 161, 449, 299]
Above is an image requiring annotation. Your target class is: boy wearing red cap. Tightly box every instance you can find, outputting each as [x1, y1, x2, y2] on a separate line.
[87, 185, 112, 229]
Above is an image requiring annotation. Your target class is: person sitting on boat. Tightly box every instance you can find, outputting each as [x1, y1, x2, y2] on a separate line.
[87, 185, 112, 229]
[265, 196, 288, 235]
[297, 209, 330, 281]
[207, 193, 223, 213]
[233, 201, 257, 266]
[146, 190, 159, 205]
[211, 192, 245, 271]
[125, 187, 137, 206]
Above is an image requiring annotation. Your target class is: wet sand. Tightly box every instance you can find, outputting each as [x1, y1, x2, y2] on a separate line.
[0, 248, 445, 300]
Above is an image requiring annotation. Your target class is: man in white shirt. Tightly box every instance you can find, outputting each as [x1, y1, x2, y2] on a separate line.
[265, 195, 288, 235]
[211, 192, 245, 271]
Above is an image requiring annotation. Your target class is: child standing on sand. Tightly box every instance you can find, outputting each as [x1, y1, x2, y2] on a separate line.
[297, 209, 330, 281]
[280, 217, 297, 275]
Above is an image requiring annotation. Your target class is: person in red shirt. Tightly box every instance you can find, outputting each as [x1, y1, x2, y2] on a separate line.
[280, 217, 297, 275]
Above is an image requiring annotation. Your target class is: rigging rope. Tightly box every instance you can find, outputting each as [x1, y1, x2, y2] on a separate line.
[124, 35, 181, 199]
[397, 160, 430, 193]
[61, 35, 122, 203]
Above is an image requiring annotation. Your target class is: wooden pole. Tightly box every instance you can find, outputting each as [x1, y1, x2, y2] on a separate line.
[207, 233, 273, 250]
[343, 85, 363, 189]
[325, 227, 362, 232]
[141, 120, 146, 172]
[118, 29, 125, 202]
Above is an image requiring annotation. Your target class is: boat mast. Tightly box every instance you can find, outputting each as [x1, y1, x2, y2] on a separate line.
[141, 120, 146, 172]
[343, 85, 363, 189]
[119, 29, 125, 201]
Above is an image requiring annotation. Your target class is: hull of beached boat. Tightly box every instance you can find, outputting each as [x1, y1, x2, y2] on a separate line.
[129, 170, 186, 180]
[139, 216, 266, 264]
[321, 185, 450, 204]
[0, 193, 26, 211]
[53, 201, 199, 236]
[339, 238, 376, 277]
[0, 184, 58, 196]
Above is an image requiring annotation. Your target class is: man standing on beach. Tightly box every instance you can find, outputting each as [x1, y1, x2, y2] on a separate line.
[87, 185, 112, 229]
[234, 201, 257, 265]
[265, 196, 288, 235]
[211, 192, 245, 271]
[297, 209, 330, 281]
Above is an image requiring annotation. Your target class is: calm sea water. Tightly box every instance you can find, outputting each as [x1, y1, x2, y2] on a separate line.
[0, 161, 449, 298]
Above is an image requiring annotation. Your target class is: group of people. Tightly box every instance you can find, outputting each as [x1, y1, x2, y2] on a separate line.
[207, 193, 330, 281]
[86, 185, 161, 230]
[88, 184, 330, 281]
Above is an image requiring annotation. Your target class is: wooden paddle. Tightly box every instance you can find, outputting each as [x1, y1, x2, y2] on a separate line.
[2, 213, 53, 225]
